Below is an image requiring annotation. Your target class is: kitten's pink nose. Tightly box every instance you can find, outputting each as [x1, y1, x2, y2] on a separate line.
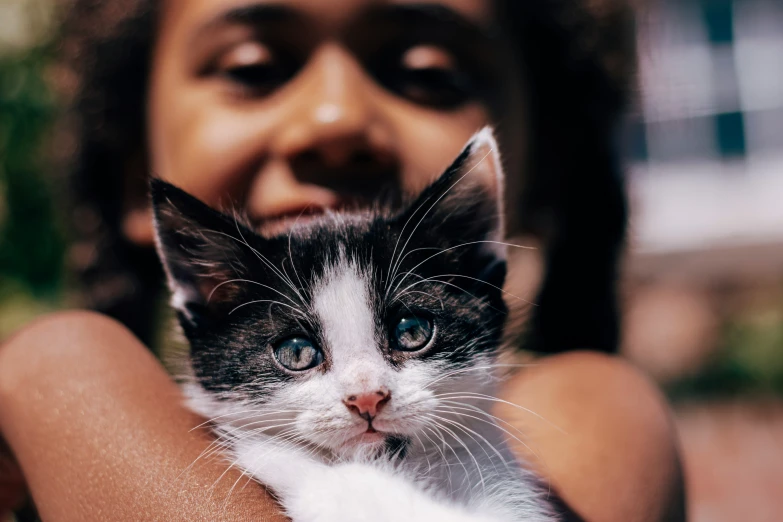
[344, 389, 391, 420]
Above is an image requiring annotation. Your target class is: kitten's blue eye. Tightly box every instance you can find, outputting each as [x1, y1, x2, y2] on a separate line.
[394, 316, 434, 352]
[273, 337, 323, 371]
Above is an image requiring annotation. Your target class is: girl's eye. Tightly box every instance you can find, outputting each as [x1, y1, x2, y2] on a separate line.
[273, 337, 324, 371]
[377, 44, 475, 109]
[216, 42, 294, 96]
[393, 315, 434, 352]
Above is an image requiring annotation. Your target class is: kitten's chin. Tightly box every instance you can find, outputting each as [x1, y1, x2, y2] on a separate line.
[355, 431, 386, 445]
[329, 429, 388, 459]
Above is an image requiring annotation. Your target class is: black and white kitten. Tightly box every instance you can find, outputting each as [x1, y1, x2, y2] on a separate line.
[152, 128, 558, 522]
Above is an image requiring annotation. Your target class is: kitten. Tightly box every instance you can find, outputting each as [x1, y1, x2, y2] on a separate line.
[152, 128, 559, 522]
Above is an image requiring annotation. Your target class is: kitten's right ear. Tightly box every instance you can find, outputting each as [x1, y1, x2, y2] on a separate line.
[398, 127, 506, 253]
[392, 128, 507, 290]
[150, 179, 253, 324]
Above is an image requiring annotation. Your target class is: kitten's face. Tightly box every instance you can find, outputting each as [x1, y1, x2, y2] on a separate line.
[153, 129, 507, 457]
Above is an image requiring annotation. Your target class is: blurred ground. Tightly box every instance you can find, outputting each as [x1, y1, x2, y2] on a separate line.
[677, 400, 783, 522]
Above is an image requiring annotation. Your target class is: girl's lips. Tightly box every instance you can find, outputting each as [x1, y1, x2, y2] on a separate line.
[252, 195, 372, 236]
[254, 208, 328, 236]
[252, 196, 356, 235]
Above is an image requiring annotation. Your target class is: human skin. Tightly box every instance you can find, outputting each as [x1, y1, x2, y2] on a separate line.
[0, 0, 685, 520]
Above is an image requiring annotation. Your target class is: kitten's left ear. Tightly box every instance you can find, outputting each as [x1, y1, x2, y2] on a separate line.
[400, 127, 506, 259]
[150, 179, 256, 325]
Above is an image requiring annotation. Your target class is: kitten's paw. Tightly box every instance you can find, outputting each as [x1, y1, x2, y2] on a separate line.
[232, 437, 325, 496]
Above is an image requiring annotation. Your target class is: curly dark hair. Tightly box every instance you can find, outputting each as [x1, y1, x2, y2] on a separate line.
[60, 0, 635, 353]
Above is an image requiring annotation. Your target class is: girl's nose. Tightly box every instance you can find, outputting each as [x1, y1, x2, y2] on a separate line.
[245, 44, 401, 229]
[269, 45, 398, 192]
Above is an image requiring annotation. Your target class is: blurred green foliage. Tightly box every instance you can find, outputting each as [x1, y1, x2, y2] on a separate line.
[0, 44, 65, 335]
[667, 303, 783, 400]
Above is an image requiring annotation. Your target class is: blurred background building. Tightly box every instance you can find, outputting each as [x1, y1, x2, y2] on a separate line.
[623, 0, 783, 384]
[631, 0, 783, 256]
[622, 1, 783, 520]
[0, 0, 781, 520]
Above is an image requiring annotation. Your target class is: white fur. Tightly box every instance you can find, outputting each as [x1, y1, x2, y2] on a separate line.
[312, 258, 388, 396]
[182, 254, 558, 522]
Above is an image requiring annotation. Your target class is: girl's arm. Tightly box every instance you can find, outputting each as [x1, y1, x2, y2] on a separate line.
[0, 311, 286, 521]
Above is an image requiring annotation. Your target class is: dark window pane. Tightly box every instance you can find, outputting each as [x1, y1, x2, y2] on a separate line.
[715, 111, 746, 157]
[701, 0, 735, 44]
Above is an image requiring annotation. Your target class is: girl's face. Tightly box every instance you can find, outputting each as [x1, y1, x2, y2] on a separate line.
[135, 0, 524, 242]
